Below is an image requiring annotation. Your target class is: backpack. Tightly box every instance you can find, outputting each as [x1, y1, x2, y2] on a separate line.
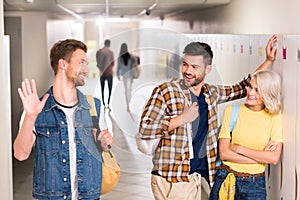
[216, 105, 240, 166]
[130, 55, 141, 79]
[86, 95, 120, 194]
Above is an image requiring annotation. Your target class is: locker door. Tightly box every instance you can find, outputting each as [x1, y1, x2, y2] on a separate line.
[295, 35, 300, 200]
[273, 35, 298, 200]
[238, 34, 250, 77]
[233, 34, 250, 106]
[212, 34, 223, 85]
[232, 34, 240, 81]
[219, 34, 234, 84]
[249, 35, 260, 72]
[258, 34, 273, 67]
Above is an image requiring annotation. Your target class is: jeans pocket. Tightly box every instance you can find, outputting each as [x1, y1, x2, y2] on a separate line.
[253, 177, 266, 191]
[209, 169, 228, 200]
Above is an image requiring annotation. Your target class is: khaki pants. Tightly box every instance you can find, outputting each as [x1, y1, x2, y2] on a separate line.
[151, 173, 210, 200]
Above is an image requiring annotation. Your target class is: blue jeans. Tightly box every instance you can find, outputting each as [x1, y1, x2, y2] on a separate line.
[209, 168, 266, 200]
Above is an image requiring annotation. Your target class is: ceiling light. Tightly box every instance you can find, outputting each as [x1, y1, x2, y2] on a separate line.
[106, 18, 130, 23]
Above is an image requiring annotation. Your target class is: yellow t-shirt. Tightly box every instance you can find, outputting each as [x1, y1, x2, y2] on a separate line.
[219, 104, 283, 174]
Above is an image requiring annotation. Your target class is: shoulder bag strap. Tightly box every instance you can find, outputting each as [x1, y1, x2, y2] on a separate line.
[229, 105, 240, 135]
[86, 95, 104, 150]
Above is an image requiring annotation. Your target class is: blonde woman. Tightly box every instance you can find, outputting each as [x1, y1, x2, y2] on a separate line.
[210, 69, 283, 200]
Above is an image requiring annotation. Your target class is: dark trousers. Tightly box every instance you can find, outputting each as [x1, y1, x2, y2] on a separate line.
[100, 75, 113, 105]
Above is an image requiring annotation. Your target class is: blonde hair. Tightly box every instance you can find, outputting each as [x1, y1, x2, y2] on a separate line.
[253, 69, 282, 114]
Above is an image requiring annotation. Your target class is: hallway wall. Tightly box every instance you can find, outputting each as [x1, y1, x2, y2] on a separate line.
[0, 0, 13, 199]
[4, 12, 49, 141]
[3, 1, 300, 199]
[166, 0, 300, 34]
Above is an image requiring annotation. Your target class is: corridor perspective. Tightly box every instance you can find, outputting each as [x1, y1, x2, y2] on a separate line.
[8, 32, 300, 200]
[2, 0, 300, 200]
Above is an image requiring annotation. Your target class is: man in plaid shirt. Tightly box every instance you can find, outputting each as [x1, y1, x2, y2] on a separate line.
[138, 35, 278, 200]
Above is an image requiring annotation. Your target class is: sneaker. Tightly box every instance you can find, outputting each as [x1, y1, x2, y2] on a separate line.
[105, 105, 111, 112]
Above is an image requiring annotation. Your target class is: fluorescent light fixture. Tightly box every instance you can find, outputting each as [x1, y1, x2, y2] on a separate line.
[56, 4, 82, 20]
[55, 0, 82, 20]
[97, 17, 106, 26]
[106, 18, 130, 23]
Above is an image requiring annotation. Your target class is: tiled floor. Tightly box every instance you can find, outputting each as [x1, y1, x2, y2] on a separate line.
[13, 66, 168, 199]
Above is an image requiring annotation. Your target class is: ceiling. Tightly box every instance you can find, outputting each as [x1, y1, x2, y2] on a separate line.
[4, 0, 231, 20]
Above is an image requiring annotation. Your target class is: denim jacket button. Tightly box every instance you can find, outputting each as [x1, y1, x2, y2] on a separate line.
[32, 93, 102, 198]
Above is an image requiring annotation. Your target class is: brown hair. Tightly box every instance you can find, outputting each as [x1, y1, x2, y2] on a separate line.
[183, 42, 213, 66]
[50, 39, 87, 74]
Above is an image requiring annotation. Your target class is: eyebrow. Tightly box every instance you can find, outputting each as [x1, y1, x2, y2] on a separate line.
[183, 60, 201, 68]
[249, 83, 259, 91]
[79, 58, 88, 62]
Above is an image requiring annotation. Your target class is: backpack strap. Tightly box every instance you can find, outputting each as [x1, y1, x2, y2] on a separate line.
[86, 95, 102, 142]
[86, 95, 101, 118]
[86, 95, 112, 151]
[216, 105, 240, 167]
[229, 105, 240, 134]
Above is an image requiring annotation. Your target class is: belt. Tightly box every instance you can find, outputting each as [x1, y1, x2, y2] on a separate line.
[151, 170, 161, 176]
[216, 164, 265, 178]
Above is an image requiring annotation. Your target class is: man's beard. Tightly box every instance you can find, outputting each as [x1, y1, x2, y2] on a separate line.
[75, 73, 86, 87]
[183, 73, 204, 87]
[75, 79, 85, 86]
[75, 78, 85, 86]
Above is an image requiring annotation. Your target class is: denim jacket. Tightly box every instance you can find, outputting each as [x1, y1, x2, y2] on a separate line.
[32, 87, 102, 200]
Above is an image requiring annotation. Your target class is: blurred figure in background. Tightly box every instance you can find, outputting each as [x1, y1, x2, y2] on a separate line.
[167, 45, 182, 79]
[117, 43, 139, 112]
[96, 39, 115, 111]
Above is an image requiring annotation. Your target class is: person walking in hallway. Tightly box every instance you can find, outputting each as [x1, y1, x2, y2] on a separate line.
[14, 39, 113, 200]
[96, 39, 115, 110]
[138, 35, 278, 200]
[117, 43, 134, 112]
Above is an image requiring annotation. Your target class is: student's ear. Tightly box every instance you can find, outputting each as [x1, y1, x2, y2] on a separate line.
[58, 59, 66, 70]
[205, 64, 212, 75]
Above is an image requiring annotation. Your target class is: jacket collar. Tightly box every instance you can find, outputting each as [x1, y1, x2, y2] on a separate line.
[43, 86, 90, 112]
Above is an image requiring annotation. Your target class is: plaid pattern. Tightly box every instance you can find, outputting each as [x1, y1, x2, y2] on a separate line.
[138, 76, 251, 186]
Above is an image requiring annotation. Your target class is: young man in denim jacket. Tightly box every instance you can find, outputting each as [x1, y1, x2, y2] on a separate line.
[14, 39, 113, 200]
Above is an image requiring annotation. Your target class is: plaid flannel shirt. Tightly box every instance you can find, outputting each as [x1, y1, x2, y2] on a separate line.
[138, 75, 251, 187]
